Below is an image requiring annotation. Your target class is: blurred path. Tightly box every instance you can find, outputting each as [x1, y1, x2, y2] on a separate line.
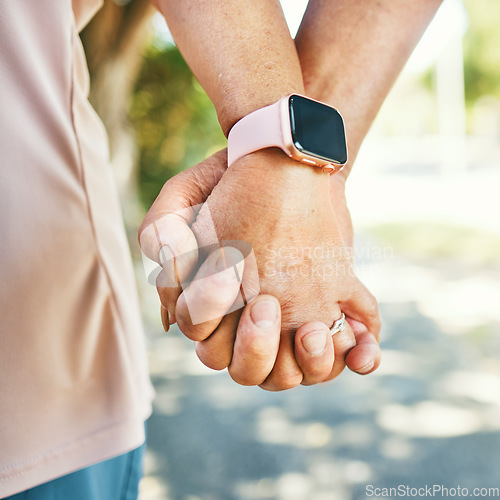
[137, 136, 500, 499]
[138, 227, 500, 500]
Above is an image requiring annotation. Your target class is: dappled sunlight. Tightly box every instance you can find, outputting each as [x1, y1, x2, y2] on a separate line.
[377, 401, 483, 438]
[138, 476, 170, 500]
[380, 436, 415, 460]
[437, 370, 500, 404]
[203, 380, 258, 410]
[148, 329, 218, 379]
[140, 449, 171, 500]
[361, 262, 442, 305]
[328, 422, 374, 449]
[142, 251, 500, 498]
[273, 472, 312, 500]
[233, 462, 373, 500]
[255, 407, 294, 446]
[152, 387, 185, 417]
[370, 350, 421, 377]
[255, 407, 333, 449]
[417, 276, 500, 334]
[135, 2, 500, 496]
[233, 477, 278, 500]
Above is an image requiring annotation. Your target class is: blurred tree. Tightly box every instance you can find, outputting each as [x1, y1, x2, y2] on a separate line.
[81, 0, 155, 226]
[462, 0, 500, 105]
[81, 0, 500, 218]
[129, 42, 226, 208]
[81, 1, 226, 215]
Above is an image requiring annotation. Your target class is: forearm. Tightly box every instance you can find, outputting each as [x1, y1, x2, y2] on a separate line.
[153, 0, 304, 136]
[296, 0, 443, 177]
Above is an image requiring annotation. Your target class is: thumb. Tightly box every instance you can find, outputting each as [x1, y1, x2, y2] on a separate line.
[138, 149, 228, 328]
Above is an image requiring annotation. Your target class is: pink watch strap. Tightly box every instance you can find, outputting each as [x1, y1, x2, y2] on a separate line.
[227, 97, 289, 166]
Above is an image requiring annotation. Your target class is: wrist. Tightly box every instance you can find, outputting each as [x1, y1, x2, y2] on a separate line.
[227, 93, 347, 177]
[230, 149, 331, 199]
[218, 85, 305, 138]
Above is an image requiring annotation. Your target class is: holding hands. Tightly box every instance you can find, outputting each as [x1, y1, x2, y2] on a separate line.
[139, 148, 381, 390]
[142, 0, 442, 389]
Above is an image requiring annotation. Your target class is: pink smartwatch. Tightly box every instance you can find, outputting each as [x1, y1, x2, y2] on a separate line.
[227, 93, 347, 173]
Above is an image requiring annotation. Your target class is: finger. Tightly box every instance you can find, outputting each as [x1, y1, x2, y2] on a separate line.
[227, 296, 281, 386]
[138, 149, 228, 316]
[340, 279, 382, 375]
[345, 318, 382, 375]
[195, 308, 241, 370]
[141, 213, 199, 317]
[138, 149, 228, 245]
[259, 331, 304, 392]
[176, 246, 245, 341]
[294, 321, 334, 386]
[160, 304, 170, 333]
[324, 316, 357, 382]
[340, 278, 381, 341]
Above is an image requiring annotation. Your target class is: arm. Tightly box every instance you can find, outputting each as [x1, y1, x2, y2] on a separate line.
[143, 0, 442, 390]
[151, 0, 348, 392]
[293, 0, 443, 373]
[296, 0, 443, 177]
[152, 0, 304, 136]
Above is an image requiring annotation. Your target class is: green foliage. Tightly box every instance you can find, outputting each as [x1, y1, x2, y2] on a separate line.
[129, 43, 226, 209]
[463, 0, 500, 105]
[129, 2, 500, 209]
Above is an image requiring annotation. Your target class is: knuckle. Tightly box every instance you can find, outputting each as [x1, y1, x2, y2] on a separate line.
[228, 369, 263, 387]
[262, 370, 303, 391]
[242, 331, 276, 361]
[303, 362, 331, 381]
[364, 292, 381, 322]
[335, 331, 356, 354]
[176, 314, 206, 341]
[301, 378, 319, 387]
[162, 173, 184, 191]
[327, 362, 346, 381]
[177, 324, 200, 342]
[195, 344, 229, 371]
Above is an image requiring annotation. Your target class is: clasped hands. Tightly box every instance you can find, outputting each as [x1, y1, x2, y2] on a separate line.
[139, 148, 381, 391]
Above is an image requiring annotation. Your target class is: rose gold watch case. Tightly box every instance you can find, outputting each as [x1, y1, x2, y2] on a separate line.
[227, 93, 347, 174]
[278, 94, 347, 174]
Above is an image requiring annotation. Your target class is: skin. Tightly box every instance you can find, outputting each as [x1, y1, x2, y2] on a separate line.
[152, 0, 304, 136]
[141, 0, 443, 390]
[189, 149, 379, 391]
[296, 0, 444, 177]
[140, 151, 377, 390]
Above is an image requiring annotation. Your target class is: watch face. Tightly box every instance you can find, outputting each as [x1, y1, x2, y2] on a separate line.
[289, 95, 347, 165]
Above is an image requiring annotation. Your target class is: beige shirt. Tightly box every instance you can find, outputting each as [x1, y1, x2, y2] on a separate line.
[0, 1, 154, 496]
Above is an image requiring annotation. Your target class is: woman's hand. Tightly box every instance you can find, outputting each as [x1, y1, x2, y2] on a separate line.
[139, 149, 381, 390]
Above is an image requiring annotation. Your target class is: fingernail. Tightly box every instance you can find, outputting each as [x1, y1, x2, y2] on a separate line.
[356, 360, 374, 374]
[161, 306, 170, 333]
[168, 311, 175, 325]
[301, 330, 327, 355]
[250, 300, 277, 329]
[158, 245, 178, 287]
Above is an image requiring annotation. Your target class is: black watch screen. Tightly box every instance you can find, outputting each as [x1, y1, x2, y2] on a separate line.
[289, 94, 347, 165]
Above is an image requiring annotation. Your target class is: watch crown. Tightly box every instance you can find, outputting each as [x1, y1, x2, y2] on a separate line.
[321, 164, 336, 174]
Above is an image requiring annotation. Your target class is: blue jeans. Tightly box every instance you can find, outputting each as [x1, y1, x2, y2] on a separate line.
[5, 440, 146, 500]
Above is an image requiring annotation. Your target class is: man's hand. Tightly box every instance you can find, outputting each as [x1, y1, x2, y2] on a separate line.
[142, 0, 443, 391]
[140, 149, 381, 391]
[189, 149, 380, 390]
